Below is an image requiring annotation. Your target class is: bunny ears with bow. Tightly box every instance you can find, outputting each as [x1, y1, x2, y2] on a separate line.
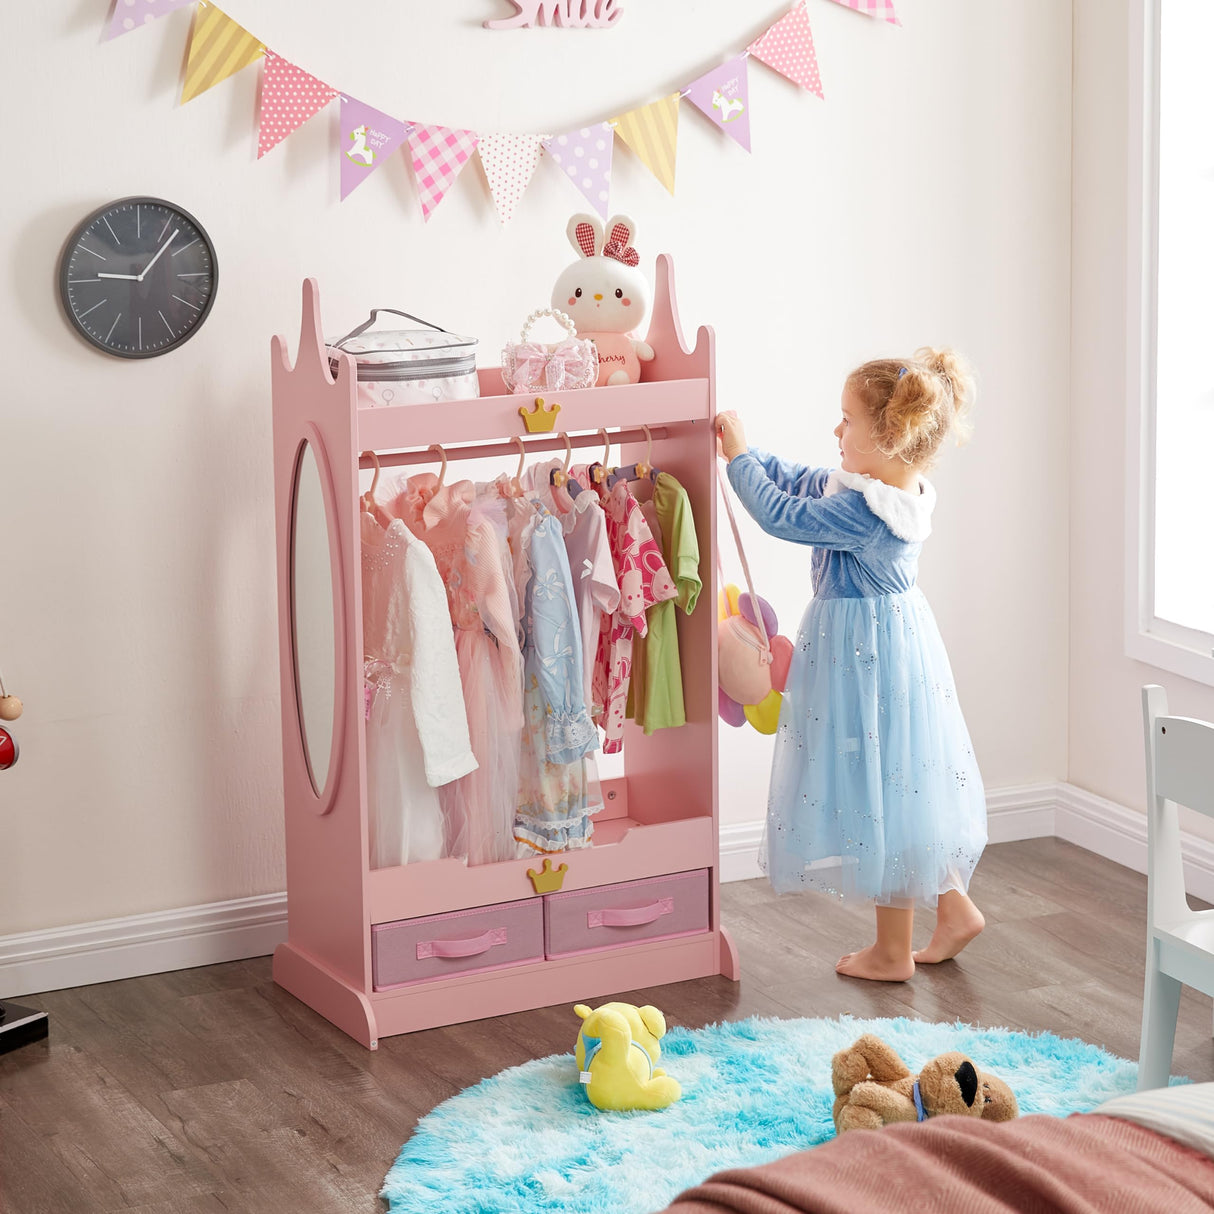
[566, 214, 640, 266]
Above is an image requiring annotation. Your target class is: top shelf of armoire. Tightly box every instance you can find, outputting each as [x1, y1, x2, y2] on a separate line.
[354, 374, 712, 454]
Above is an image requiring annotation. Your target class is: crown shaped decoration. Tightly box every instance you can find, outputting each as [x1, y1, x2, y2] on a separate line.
[519, 396, 562, 433]
[526, 857, 570, 894]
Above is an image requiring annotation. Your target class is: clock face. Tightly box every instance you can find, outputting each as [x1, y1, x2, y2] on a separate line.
[59, 197, 218, 359]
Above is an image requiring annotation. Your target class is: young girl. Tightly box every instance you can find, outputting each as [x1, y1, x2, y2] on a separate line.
[716, 349, 986, 982]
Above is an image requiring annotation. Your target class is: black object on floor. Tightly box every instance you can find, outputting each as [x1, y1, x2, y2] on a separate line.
[0, 999, 49, 1053]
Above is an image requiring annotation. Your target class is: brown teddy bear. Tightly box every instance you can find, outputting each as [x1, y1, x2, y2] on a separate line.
[831, 1033, 1019, 1134]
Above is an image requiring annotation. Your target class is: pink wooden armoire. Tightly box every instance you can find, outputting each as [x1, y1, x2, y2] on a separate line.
[270, 257, 738, 1048]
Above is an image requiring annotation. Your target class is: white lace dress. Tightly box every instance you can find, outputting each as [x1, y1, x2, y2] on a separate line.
[361, 513, 477, 868]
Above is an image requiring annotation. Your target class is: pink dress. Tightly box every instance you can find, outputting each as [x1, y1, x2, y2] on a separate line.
[392, 476, 525, 865]
[590, 478, 677, 753]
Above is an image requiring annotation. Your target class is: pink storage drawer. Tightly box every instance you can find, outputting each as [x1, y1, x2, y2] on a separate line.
[544, 869, 709, 959]
[372, 898, 544, 990]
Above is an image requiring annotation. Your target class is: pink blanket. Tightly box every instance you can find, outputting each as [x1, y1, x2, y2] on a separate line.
[656, 1114, 1214, 1213]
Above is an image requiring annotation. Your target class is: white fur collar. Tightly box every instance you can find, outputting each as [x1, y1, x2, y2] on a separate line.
[824, 469, 936, 542]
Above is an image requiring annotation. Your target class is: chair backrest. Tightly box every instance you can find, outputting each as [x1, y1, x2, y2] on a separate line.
[1149, 701, 1214, 820]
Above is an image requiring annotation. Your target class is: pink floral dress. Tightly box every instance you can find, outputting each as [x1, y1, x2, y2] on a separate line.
[589, 476, 677, 753]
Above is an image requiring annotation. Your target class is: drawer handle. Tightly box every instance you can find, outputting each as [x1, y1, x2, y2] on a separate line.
[417, 927, 508, 960]
[588, 898, 674, 930]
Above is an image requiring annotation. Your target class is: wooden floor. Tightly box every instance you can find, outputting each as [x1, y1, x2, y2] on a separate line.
[3, 838, 1211, 1213]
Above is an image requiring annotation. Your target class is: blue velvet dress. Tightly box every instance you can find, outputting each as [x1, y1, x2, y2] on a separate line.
[727, 450, 986, 907]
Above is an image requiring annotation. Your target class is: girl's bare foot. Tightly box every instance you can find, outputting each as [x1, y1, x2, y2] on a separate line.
[836, 944, 915, 982]
[913, 892, 985, 963]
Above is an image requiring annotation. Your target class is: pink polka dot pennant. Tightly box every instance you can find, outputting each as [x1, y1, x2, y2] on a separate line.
[105, 0, 195, 41]
[478, 135, 546, 225]
[257, 50, 339, 160]
[542, 123, 614, 220]
[747, 1, 824, 100]
[825, 0, 901, 26]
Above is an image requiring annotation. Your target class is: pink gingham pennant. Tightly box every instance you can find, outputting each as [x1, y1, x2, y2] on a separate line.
[105, 0, 194, 40]
[258, 51, 338, 159]
[478, 134, 546, 224]
[824, 0, 900, 25]
[747, 2, 824, 100]
[407, 124, 481, 222]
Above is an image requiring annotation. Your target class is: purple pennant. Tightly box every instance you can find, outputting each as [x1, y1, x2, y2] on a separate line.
[106, 0, 195, 40]
[683, 54, 752, 152]
[340, 96, 412, 201]
[543, 122, 613, 220]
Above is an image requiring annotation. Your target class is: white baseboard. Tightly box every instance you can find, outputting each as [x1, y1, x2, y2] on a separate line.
[6, 782, 1214, 998]
[0, 893, 287, 1000]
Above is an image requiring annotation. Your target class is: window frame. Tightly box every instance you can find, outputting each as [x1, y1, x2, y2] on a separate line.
[1124, 0, 1214, 685]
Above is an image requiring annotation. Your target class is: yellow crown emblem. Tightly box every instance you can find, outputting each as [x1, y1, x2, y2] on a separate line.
[519, 396, 562, 433]
[527, 857, 570, 894]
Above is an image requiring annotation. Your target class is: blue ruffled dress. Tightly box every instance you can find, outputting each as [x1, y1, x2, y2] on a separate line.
[727, 450, 986, 907]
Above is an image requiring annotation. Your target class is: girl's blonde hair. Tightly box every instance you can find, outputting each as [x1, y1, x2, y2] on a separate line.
[845, 347, 975, 468]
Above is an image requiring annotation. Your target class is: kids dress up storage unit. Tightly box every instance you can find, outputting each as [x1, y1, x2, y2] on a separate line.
[271, 259, 739, 1048]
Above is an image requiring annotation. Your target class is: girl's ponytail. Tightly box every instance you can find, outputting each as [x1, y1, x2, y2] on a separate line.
[847, 348, 975, 469]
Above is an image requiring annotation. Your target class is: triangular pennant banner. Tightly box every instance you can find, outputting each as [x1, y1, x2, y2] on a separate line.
[339, 97, 412, 201]
[825, 0, 900, 25]
[478, 134, 546, 224]
[543, 123, 614, 219]
[106, 0, 194, 41]
[257, 50, 338, 158]
[612, 94, 679, 195]
[684, 54, 752, 152]
[747, 1, 824, 99]
[407, 125, 480, 221]
[181, 4, 264, 104]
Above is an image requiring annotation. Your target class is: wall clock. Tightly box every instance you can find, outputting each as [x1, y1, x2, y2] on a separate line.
[58, 197, 218, 359]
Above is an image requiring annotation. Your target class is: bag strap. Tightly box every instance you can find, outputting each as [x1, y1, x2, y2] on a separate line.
[716, 460, 771, 652]
[519, 308, 578, 343]
[331, 308, 450, 348]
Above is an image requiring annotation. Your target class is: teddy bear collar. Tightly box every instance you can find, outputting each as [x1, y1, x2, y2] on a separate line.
[579, 1036, 654, 1085]
[912, 1080, 928, 1122]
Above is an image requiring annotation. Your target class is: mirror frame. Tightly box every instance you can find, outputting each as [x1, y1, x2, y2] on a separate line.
[288, 426, 348, 815]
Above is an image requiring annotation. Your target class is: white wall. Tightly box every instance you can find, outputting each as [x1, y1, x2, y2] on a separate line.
[2, 0, 1072, 935]
[1069, 0, 1214, 833]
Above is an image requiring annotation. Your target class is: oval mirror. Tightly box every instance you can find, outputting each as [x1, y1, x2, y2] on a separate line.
[290, 441, 337, 796]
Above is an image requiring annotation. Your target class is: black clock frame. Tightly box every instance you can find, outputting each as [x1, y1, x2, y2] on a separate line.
[57, 196, 219, 360]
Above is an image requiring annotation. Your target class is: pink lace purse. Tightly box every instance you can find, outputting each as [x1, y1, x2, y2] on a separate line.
[501, 308, 598, 394]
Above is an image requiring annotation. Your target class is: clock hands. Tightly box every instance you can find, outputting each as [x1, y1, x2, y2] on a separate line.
[94, 228, 179, 284]
[137, 228, 177, 282]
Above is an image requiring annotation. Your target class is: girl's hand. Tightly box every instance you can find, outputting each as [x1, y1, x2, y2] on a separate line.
[715, 412, 747, 462]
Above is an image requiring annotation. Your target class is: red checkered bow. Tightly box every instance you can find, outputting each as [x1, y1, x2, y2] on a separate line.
[602, 222, 639, 266]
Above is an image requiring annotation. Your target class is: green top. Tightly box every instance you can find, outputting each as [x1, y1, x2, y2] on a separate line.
[628, 472, 701, 734]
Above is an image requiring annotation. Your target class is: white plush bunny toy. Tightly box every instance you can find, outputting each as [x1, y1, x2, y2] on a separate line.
[551, 213, 654, 386]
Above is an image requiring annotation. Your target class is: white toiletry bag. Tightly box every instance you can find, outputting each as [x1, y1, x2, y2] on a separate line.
[328, 308, 479, 406]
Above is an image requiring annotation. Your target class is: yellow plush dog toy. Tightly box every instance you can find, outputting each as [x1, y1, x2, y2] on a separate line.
[831, 1033, 1019, 1134]
[574, 1002, 682, 1111]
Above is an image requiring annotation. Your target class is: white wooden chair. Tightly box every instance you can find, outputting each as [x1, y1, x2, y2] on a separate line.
[1138, 685, 1214, 1091]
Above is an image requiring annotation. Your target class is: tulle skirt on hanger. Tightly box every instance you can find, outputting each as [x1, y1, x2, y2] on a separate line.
[440, 630, 523, 865]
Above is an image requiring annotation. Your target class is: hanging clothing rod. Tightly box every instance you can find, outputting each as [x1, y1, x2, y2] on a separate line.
[358, 426, 671, 470]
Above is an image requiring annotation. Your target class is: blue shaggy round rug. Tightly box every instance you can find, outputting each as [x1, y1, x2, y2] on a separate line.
[380, 1015, 1151, 1214]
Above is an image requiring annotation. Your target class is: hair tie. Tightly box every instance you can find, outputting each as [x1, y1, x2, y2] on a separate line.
[897, 367, 907, 379]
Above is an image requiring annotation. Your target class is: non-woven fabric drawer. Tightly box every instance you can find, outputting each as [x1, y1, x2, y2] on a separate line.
[372, 898, 544, 990]
[543, 870, 710, 959]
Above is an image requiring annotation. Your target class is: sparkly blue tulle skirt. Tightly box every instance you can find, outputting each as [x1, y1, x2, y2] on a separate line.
[760, 586, 986, 907]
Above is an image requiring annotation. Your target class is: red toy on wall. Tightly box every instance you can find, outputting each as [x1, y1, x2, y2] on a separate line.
[0, 664, 22, 770]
